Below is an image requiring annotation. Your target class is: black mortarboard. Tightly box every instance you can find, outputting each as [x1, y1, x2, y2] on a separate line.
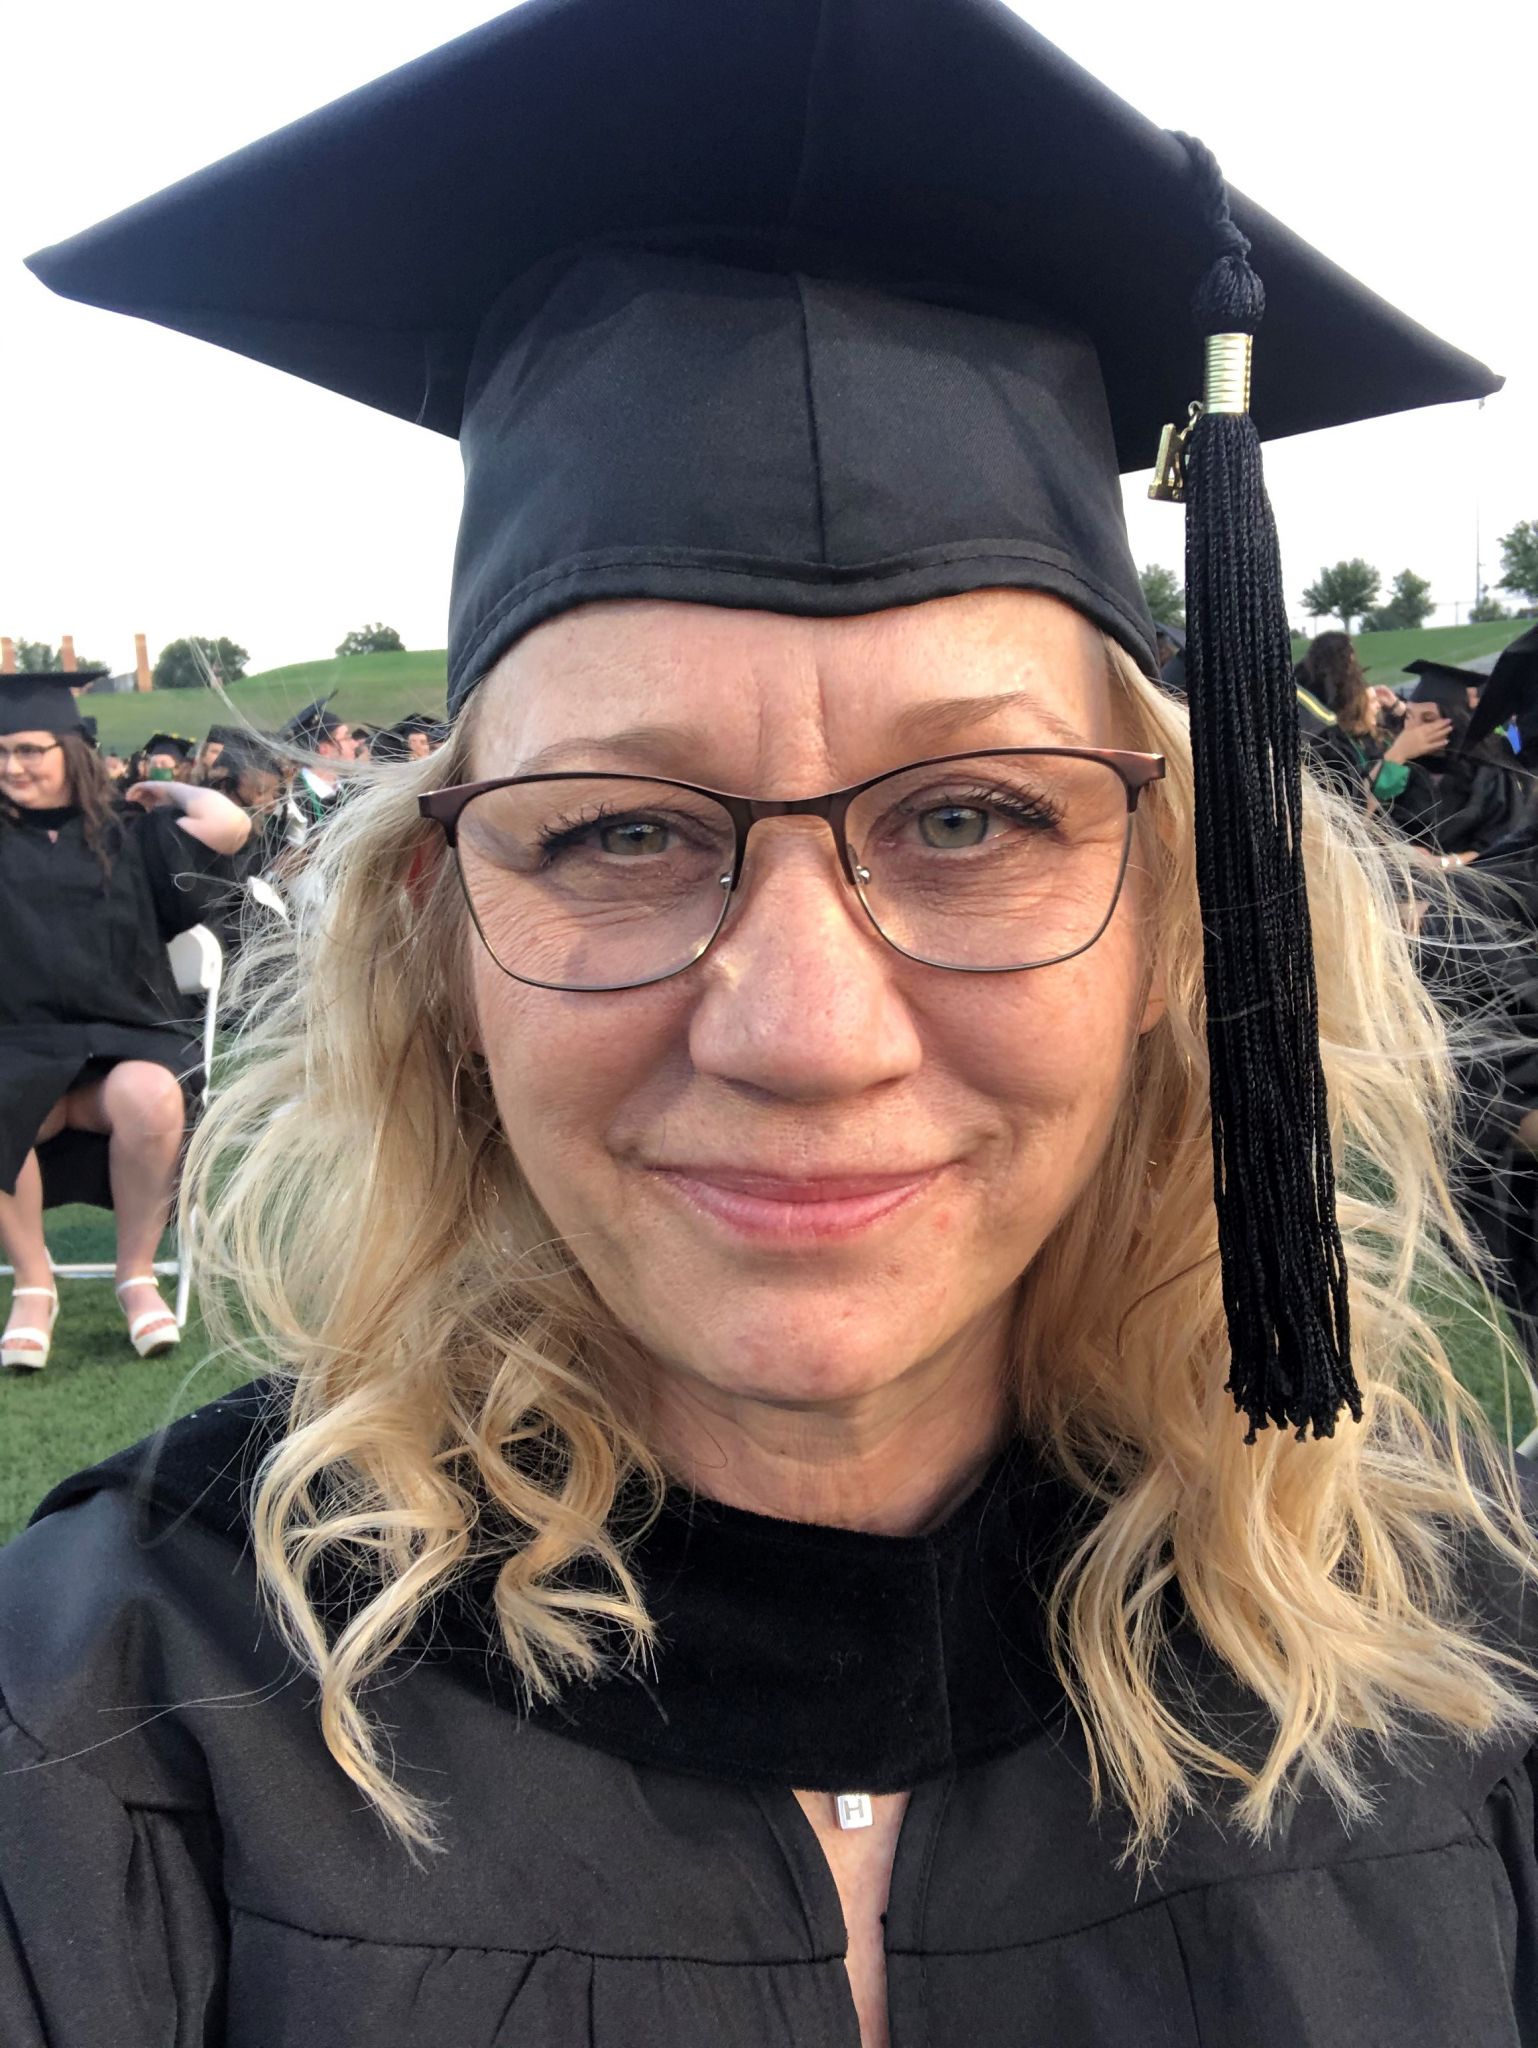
[26, 0, 1504, 1443]
[0, 676, 90, 738]
[217, 727, 283, 777]
[204, 723, 244, 748]
[142, 731, 194, 761]
[1465, 627, 1538, 753]
[279, 696, 343, 746]
[1404, 657, 1482, 726]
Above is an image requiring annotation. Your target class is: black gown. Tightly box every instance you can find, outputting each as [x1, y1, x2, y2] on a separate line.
[2, 1384, 1537, 2047]
[0, 803, 234, 1195]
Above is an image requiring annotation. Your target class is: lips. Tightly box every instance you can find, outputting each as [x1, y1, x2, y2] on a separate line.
[647, 1164, 945, 1243]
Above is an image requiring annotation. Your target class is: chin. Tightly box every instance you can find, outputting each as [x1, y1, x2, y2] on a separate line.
[633, 1284, 973, 1409]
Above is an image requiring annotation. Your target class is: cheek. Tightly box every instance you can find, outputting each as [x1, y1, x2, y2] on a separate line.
[471, 951, 682, 1204]
[946, 916, 1146, 1109]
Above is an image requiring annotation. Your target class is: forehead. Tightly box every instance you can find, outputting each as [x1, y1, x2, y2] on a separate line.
[473, 589, 1113, 778]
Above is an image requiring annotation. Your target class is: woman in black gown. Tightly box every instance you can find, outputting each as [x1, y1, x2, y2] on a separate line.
[4, 5, 1538, 2045]
[0, 676, 250, 1367]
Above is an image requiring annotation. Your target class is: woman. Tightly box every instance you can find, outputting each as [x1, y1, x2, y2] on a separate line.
[0, 675, 251, 1367]
[1296, 631, 1452, 837]
[3, 3, 1535, 2043]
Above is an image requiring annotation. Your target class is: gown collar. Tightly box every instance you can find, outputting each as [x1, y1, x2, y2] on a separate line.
[9, 803, 79, 831]
[35, 1382, 1082, 1793]
[457, 1434, 1082, 1791]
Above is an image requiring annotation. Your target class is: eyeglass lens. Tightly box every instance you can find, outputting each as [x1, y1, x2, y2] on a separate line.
[0, 743, 60, 767]
[452, 752, 1136, 992]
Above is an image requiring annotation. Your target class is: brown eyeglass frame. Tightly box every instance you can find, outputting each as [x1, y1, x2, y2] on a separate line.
[418, 745, 1168, 990]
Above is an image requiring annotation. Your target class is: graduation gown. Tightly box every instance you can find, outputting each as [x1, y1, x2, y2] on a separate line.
[0, 803, 233, 1194]
[2, 1383, 1537, 2047]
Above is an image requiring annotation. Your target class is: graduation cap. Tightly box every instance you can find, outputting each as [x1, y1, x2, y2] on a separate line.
[203, 723, 245, 748]
[0, 675, 90, 738]
[217, 727, 284, 777]
[1404, 657, 1482, 710]
[279, 695, 343, 747]
[141, 731, 195, 762]
[1465, 626, 1538, 753]
[26, 0, 1503, 1443]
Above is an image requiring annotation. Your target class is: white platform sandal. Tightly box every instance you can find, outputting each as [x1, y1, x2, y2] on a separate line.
[115, 1275, 181, 1358]
[2, 1284, 59, 1373]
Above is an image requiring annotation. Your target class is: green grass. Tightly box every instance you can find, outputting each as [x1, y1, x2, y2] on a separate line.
[83, 649, 448, 755]
[1290, 619, 1532, 686]
[3, 1208, 1533, 1546]
[0, 1207, 248, 1542]
[81, 618, 1532, 758]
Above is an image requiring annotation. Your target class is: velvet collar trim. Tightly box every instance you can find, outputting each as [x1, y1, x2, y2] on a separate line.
[464, 1437, 1081, 1791]
[8, 803, 79, 831]
[37, 1383, 1083, 1793]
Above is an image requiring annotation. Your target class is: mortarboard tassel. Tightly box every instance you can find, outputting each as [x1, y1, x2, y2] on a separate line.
[1167, 136, 1359, 1442]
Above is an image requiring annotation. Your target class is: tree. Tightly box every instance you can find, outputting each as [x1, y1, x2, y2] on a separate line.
[335, 622, 405, 657]
[1301, 559, 1380, 636]
[1497, 521, 1538, 609]
[7, 637, 102, 673]
[1137, 564, 1184, 628]
[153, 636, 250, 691]
[1469, 593, 1510, 624]
[1360, 568, 1435, 633]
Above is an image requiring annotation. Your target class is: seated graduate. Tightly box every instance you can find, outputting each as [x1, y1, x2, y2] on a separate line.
[5, 5, 1537, 2045]
[0, 676, 251, 1368]
[1294, 632, 1450, 840]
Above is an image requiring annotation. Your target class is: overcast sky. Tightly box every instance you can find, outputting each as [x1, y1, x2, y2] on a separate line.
[2, 0, 1532, 677]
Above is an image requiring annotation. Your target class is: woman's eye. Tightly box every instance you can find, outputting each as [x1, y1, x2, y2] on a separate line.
[598, 819, 670, 856]
[917, 804, 992, 849]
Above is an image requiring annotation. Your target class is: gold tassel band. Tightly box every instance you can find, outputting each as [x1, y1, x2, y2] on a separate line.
[1203, 332, 1252, 416]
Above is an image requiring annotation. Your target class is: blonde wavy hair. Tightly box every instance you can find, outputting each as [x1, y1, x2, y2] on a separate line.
[186, 633, 1538, 1860]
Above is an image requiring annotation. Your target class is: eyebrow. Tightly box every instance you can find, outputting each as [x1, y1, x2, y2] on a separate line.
[511, 688, 1088, 778]
[889, 687, 1088, 752]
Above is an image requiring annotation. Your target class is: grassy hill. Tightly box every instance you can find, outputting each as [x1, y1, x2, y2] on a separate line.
[76, 618, 1532, 755]
[1290, 619, 1531, 685]
[82, 648, 448, 754]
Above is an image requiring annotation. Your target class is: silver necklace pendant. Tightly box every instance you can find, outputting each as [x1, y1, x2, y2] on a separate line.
[833, 1791, 874, 1830]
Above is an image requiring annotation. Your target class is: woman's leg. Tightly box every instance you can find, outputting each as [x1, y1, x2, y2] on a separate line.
[66, 1062, 187, 1329]
[0, 1101, 69, 1351]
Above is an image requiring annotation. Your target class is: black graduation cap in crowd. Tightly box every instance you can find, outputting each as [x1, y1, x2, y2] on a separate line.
[217, 727, 284, 777]
[66, 666, 111, 690]
[1465, 626, 1538, 753]
[0, 676, 90, 738]
[1404, 657, 1482, 729]
[26, 0, 1503, 1442]
[142, 731, 194, 761]
[204, 723, 244, 748]
[279, 695, 343, 747]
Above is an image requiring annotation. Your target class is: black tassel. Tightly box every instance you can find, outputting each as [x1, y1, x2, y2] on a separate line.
[1173, 136, 1359, 1443]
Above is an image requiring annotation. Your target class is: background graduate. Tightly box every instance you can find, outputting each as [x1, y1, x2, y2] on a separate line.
[0, 675, 250, 1369]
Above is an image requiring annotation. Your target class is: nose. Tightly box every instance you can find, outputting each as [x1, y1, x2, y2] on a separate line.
[687, 822, 924, 1102]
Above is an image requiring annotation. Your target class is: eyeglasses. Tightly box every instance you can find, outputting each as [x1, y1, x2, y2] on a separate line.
[0, 741, 63, 769]
[419, 747, 1167, 993]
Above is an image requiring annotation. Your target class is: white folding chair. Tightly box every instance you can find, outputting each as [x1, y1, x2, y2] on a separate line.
[163, 925, 223, 1327]
[3, 925, 223, 1331]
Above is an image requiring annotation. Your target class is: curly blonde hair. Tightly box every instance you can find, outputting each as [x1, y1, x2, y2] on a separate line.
[184, 634, 1538, 1859]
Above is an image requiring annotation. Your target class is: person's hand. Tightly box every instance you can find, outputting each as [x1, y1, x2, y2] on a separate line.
[1385, 703, 1453, 762]
[124, 778, 194, 809]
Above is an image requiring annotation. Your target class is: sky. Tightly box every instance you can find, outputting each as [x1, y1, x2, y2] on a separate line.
[2, 0, 1533, 679]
